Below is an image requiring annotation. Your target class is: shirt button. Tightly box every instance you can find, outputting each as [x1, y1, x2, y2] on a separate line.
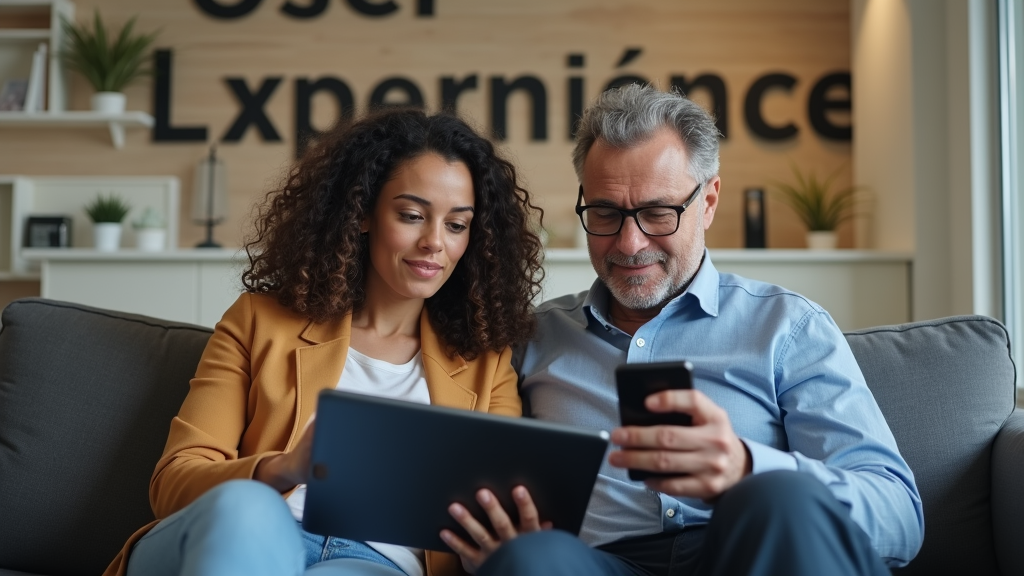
[636, 338, 646, 347]
[666, 509, 676, 518]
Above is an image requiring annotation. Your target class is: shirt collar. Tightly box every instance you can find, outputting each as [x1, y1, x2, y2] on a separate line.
[582, 248, 720, 329]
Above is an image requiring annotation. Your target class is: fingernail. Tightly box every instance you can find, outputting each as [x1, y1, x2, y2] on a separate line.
[478, 490, 492, 503]
[440, 531, 451, 542]
[610, 429, 627, 443]
[514, 486, 526, 499]
[646, 395, 661, 409]
[449, 504, 463, 516]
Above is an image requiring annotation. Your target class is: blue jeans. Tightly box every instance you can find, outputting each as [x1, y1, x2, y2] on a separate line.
[126, 479, 406, 576]
[478, 471, 890, 576]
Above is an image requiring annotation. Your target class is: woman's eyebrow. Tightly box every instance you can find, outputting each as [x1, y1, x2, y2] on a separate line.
[393, 193, 474, 213]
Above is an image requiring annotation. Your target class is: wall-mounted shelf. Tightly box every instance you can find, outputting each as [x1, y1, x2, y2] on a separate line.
[0, 111, 154, 149]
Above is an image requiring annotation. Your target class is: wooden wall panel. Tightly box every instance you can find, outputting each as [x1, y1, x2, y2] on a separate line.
[0, 0, 851, 249]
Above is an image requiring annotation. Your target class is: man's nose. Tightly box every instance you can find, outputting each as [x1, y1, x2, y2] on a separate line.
[615, 216, 650, 256]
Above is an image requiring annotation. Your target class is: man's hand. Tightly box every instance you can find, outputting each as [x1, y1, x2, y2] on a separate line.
[440, 486, 552, 574]
[608, 389, 752, 500]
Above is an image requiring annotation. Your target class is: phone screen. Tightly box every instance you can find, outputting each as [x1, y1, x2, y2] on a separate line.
[615, 361, 694, 480]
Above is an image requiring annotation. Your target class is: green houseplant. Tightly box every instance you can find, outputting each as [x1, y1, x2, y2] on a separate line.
[84, 193, 131, 251]
[60, 11, 159, 114]
[771, 164, 860, 249]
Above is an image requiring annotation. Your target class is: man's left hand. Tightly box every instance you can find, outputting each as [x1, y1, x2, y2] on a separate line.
[608, 389, 752, 500]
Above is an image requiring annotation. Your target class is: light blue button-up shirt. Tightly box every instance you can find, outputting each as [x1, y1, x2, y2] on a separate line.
[514, 252, 924, 567]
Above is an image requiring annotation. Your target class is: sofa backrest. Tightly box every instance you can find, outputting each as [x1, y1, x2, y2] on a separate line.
[0, 299, 213, 576]
[846, 315, 1016, 576]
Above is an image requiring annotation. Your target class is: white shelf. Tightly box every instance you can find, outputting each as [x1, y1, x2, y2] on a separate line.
[0, 271, 39, 280]
[22, 248, 245, 262]
[0, 111, 154, 148]
[0, 28, 49, 39]
[544, 248, 914, 264]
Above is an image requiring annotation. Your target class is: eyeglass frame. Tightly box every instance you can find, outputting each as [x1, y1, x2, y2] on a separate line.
[574, 181, 705, 237]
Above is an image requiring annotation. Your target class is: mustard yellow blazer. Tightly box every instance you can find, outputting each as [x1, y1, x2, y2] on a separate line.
[104, 292, 522, 576]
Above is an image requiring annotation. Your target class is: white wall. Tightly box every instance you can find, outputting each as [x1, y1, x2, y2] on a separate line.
[851, 0, 1001, 321]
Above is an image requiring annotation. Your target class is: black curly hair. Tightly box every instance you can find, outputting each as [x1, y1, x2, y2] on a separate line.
[242, 108, 545, 359]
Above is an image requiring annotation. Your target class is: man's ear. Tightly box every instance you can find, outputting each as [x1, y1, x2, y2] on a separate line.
[702, 176, 722, 231]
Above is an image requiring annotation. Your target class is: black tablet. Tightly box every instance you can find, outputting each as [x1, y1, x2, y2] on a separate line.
[302, 389, 609, 552]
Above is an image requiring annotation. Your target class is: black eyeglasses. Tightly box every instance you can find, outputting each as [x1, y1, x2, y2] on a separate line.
[575, 182, 704, 237]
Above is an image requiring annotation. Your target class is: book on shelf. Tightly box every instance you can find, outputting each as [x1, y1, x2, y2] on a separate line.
[0, 79, 29, 111]
[23, 43, 47, 113]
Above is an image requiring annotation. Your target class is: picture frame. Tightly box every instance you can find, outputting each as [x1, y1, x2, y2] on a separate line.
[24, 216, 73, 248]
[0, 79, 29, 112]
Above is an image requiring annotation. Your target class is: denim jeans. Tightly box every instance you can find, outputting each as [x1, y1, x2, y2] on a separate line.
[300, 528, 403, 572]
[126, 479, 406, 576]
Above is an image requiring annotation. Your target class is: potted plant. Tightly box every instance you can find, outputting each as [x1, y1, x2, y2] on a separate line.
[771, 164, 860, 249]
[85, 193, 131, 251]
[60, 11, 159, 114]
[131, 207, 167, 252]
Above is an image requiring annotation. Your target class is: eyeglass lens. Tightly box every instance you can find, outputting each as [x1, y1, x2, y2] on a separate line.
[581, 207, 681, 236]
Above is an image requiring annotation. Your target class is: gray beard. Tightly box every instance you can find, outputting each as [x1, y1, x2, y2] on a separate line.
[601, 252, 679, 310]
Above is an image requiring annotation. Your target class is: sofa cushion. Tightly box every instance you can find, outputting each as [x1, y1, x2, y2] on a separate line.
[845, 315, 1016, 576]
[0, 299, 213, 576]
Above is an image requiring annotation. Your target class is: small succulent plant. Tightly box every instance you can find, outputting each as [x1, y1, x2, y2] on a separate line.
[84, 193, 131, 223]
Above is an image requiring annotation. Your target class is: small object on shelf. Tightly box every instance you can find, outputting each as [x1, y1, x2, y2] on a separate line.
[84, 193, 131, 252]
[132, 207, 167, 252]
[60, 10, 159, 112]
[193, 146, 228, 248]
[23, 42, 47, 113]
[0, 79, 28, 112]
[744, 188, 766, 248]
[807, 231, 838, 250]
[771, 163, 861, 249]
[25, 216, 72, 248]
[91, 91, 126, 114]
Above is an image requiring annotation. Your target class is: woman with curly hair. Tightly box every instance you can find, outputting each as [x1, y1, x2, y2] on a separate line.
[103, 109, 546, 576]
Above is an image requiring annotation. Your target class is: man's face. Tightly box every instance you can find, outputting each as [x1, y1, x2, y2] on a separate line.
[580, 128, 720, 310]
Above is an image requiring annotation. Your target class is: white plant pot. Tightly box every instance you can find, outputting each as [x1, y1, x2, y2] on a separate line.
[93, 222, 123, 252]
[135, 228, 167, 252]
[91, 92, 126, 114]
[806, 231, 838, 250]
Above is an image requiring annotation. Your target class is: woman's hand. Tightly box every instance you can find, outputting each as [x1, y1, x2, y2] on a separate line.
[440, 486, 552, 574]
[254, 417, 316, 492]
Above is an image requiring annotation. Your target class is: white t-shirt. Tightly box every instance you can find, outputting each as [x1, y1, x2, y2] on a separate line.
[286, 346, 430, 576]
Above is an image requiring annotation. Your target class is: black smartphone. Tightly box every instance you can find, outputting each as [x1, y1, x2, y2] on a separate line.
[615, 361, 694, 481]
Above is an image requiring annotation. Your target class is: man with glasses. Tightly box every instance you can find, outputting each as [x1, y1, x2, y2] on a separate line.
[442, 85, 923, 576]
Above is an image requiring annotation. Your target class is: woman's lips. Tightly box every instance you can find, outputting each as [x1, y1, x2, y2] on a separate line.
[405, 260, 443, 278]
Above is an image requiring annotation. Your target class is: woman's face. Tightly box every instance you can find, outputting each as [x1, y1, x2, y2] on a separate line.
[363, 153, 475, 303]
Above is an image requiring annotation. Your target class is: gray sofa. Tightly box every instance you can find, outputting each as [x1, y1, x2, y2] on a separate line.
[0, 298, 1020, 576]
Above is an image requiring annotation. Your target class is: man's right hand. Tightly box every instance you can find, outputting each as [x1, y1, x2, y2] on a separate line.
[254, 417, 316, 492]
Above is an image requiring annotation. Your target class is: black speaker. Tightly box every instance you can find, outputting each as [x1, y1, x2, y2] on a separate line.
[744, 188, 766, 248]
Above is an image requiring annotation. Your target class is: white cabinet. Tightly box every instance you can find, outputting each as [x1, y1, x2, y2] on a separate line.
[24, 249, 244, 327]
[1, 175, 180, 274]
[0, 0, 154, 148]
[543, 249, 912, 331]
[0, 0, 74, 113]
[23, 248, 912, 331]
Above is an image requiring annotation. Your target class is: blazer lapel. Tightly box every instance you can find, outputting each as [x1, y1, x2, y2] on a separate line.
[292, 313, 353, 450]
[419, 309, 478, 411]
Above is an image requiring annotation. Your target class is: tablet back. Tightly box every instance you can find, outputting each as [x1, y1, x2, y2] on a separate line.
[302, 389, 609, 552]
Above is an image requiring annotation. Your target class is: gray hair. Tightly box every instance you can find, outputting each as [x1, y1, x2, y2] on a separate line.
[572, 84, 721, 185]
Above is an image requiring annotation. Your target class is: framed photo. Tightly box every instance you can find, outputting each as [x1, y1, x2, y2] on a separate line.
[0, 79, 29, 112]
[24, 216, 72, 248]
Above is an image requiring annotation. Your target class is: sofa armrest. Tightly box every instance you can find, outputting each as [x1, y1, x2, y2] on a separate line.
[992, 409, 1024, 575]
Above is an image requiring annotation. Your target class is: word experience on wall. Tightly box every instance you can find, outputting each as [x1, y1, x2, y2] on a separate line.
[153, 48, 851, 157]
